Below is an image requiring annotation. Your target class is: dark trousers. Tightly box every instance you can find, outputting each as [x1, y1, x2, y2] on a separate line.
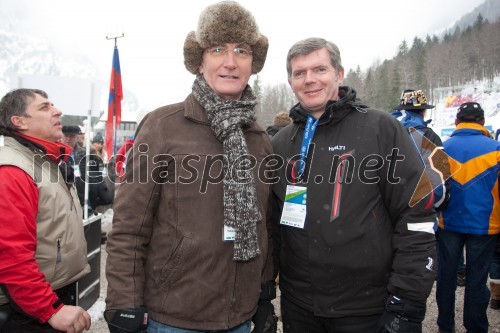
[0, 282, 76, 333]
[436, 229, 496, 333]
[281, 294, 380, 333]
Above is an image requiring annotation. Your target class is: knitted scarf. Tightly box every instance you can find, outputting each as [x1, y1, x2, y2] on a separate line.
[192, 74, 261, 261]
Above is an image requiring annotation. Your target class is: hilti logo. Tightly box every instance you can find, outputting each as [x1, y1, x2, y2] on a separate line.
[329, 145, 345, 151]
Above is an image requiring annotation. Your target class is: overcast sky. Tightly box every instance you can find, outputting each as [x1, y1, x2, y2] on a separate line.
[1, 0, 486, 110]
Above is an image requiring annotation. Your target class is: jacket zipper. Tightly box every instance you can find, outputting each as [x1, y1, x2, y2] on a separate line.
[56, 239, 62, 263]
[228, 263, 238, 328]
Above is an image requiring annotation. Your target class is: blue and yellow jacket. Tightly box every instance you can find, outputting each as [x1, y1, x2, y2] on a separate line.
[439, 122, 500, 234]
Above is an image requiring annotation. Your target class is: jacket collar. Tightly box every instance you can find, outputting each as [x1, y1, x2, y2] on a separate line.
[289, 86, 366, 127]
[18, 133, 73, 163]
[184, 94, 211, 124]
[183, 93, 262, 132]
[391, 110, 427, 129]
[452, 122, 491, 137]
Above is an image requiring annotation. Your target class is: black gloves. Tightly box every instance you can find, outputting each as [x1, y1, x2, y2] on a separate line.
[376, 295, 426, 333]
[104, 307, 148, 333]
[251, 281, 278, 333]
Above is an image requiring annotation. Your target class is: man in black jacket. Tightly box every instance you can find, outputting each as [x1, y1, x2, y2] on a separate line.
[270, 38, 437, 333]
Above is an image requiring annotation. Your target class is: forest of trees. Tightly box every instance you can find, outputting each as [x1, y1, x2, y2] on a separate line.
[255, 15, 500, 127]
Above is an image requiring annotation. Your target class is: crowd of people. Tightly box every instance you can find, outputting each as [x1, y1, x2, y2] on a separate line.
[0, 1, 499, 333]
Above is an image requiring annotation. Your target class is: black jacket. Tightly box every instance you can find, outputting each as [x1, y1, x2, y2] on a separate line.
[270, 87, 436, 317]
[266, 125, 286, 138]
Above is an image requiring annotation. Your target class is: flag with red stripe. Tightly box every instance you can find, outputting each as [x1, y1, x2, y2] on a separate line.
[105, 46, 123, 157]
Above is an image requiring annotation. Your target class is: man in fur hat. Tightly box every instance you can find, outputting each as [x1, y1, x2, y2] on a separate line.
[105, 2, 276, 332]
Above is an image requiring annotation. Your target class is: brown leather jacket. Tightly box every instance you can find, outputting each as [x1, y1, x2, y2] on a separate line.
[105, 94, 274, 330]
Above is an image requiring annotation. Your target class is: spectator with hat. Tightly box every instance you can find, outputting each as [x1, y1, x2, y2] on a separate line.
[84, 132, 114, 214]
[105, 2, 276, 332]
[91, 133, 106, 163]
[436, 102, 500, 333]
[62, 125, 86, 167]
[76, 125, 86, 148]
[62, 125, 83, 153]
[391, 89, 451, 212]
[62, 125, 87, 208]
[391, 89, 460, 285]
[266, 111, 292, 138]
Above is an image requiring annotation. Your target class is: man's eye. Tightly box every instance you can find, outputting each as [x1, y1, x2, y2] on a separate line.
[293, 72, 305, 79]
[234, 48, 247, 55]
[213, 47, 224, 53]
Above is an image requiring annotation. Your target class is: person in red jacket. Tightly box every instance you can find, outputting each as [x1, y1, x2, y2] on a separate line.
[0, 88, 91, 333]
[114, 136, 134, 178]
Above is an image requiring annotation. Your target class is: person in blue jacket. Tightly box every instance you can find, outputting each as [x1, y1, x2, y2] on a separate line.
[436, 101, 500, 333]
[391, 89, 451, 212]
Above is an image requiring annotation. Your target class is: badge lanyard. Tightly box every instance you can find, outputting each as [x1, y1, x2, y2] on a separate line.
[296, 115, 319, 180]
[282, 115, 318, 229]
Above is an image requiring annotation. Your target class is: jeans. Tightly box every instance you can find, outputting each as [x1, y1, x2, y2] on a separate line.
[490, 235, 500, 280]
[280, 294, 380, 333]
[457, 247, 466, 275]
[147, 319, 251, 333]
[436, 229, 497, 333]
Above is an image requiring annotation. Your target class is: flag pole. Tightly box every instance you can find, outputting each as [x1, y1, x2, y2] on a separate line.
[84, 82, 94, 221]
[106, 33, 124, 157]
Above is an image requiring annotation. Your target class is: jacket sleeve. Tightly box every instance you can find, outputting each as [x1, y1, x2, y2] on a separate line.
[105, 113, 161, 309]
[269, 190, 283, 280]
[420, 128, 451, 211]
[378, 119, 437, 303]
[0, 166, 62, 322]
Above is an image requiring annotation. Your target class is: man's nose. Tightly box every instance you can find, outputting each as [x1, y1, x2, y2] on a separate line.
[223, 51, 237, 68]
[52, 106, 63, 117]
[304, 70, 316, 82]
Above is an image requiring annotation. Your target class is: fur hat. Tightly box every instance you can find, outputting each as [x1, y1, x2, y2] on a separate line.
[393, 89, 434, 111]
[183, 1, 268, 75]
[273, 112, 292, 127]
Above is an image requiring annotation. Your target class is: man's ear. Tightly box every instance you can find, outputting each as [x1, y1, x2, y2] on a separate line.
[10, 115, 28, 130]
[338, 68, 345, 84]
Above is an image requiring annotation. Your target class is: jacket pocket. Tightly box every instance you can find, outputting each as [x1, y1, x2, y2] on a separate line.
[155, 235, 193, 290]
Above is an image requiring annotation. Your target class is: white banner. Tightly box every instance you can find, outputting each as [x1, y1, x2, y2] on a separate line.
[12, 74, 102, 117]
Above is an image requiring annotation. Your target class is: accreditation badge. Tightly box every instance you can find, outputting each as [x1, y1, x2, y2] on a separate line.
[280, 185, 307, 229]
[223, 225, 236, 241]
[74, 164, 81, 178]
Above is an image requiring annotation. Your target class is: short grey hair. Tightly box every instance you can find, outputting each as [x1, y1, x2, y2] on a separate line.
[286, 37, 343, 78]
[0, 88, 48, 135]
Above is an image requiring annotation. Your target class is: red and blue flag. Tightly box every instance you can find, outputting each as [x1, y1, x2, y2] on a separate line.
[106, 46, 123, 156]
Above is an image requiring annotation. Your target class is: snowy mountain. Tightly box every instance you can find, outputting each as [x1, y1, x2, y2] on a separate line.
[0, 20, 139, 115]
[447, 0, 500, 33]
[0, 27, 99, 98]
